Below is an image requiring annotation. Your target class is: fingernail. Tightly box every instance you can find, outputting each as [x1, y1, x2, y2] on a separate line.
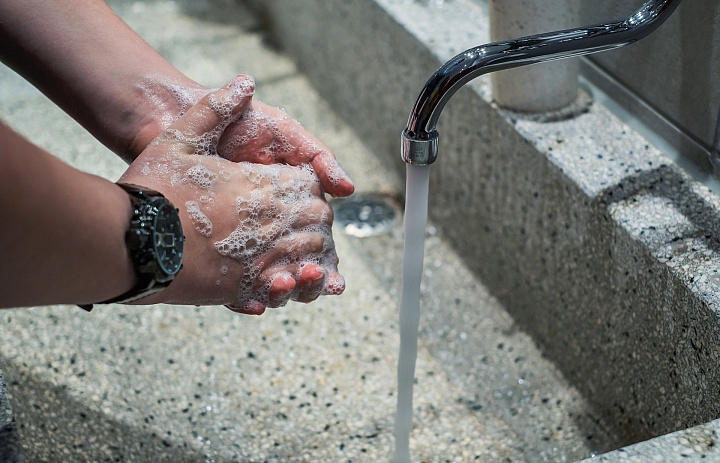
[225, 75, 255, 106]
[324, 273, 345, 295]
[300, 264, 325, 284]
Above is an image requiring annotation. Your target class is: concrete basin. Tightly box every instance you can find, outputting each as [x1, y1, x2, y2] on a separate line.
[2, 0, 720, 461]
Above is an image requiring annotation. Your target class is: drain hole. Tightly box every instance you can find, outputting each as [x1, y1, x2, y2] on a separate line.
[332, 193, 402, 238]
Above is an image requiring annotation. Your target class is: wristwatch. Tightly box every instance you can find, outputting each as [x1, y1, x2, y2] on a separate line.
[78, 183, 185, 311]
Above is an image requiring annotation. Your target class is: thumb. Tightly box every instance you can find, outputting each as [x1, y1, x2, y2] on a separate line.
[162, 75, 255, 155]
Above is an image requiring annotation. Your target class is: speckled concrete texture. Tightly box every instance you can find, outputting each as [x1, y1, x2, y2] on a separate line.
[0, 366, 14, 442]
[0, 0, 623, 462]
[249, 0, 720, 457]
[0, 365, 25, 462]
[577, 418, 720, 462]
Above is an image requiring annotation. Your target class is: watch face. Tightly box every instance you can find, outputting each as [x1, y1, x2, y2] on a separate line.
[153, 203, 185, 275]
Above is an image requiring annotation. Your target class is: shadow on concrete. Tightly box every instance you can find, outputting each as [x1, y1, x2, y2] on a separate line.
[597, 163, 720, 244]
[2, 364, 216, 463]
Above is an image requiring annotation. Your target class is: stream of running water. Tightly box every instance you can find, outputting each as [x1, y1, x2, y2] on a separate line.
[392, 163, 431, 463]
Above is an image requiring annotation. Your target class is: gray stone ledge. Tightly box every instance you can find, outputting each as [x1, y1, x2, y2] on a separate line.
[248, 0, 720, 458]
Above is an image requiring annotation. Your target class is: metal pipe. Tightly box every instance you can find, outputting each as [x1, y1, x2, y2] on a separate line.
[401, 0, 683, 166]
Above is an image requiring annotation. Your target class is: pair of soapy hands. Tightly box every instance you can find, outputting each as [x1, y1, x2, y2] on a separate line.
[121, 75, 354, 314]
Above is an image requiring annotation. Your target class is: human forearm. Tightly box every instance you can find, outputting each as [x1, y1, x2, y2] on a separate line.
[0, 121, 136, 308]
[0, 0, 201, 162]
[0, 0, 355, 196]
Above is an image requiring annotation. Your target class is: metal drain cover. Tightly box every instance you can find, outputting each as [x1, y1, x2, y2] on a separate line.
[332, 193, 401, 237]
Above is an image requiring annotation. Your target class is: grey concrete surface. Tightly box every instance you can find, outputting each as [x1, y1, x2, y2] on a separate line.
[0, 0, 623, 462]
[577, 418, 720, 462]
[248, 0, 720, 458]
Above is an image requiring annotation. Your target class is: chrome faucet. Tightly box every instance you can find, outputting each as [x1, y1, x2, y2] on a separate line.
[401, 0, 683, 166]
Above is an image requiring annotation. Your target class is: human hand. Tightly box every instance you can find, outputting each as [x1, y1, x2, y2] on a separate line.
[131, 75, 354, 198]
[216, 100, 354, 198]
[121, 77, 345, 314]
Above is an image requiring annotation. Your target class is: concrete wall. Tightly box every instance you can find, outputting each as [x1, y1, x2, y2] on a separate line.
[582, 0, 720, 157]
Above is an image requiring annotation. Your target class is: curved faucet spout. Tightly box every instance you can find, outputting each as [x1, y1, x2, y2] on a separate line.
[402, 0, 682, 166]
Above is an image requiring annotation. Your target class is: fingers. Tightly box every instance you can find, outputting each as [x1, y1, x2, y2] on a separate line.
[224, 260, 343, 315]
[310, 152, 355, 197]
[225, 300, 266, 316]
[254, 233, 325, 275]
[161, 75, 255, 154]
[289, 199, 333, 230]
[240, 174, 332, 233]
[259, 262, 333, 308]
[274, 123, 354, 197]
[267, 272, 296, 308]
[295, 264, 326, 303]
[217, 101, 355, 197]
[323, 272, 346, 295]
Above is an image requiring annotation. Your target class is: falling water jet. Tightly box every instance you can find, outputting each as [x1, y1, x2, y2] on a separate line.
[392, 164, 430, 463]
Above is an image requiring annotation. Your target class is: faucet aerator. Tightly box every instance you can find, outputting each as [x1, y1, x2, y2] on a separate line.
[401, 129, 439, 166]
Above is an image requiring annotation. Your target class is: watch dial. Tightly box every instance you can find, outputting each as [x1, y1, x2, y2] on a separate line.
[153, 203, 185, 275]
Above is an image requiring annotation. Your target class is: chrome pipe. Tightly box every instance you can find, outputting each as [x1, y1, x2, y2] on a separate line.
[402, 0, 683, 166]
